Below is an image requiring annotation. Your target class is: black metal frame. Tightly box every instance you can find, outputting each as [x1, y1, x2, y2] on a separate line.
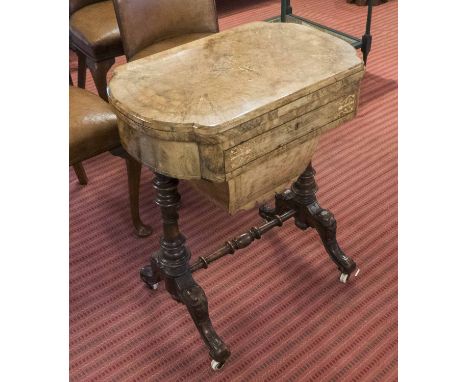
[266, 0, 373, 65]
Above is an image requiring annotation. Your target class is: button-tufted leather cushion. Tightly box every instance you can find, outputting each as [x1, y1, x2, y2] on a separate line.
[70, 0, 123, 60]
[69, 86, 120, 164]
[130, 33, 214, 61]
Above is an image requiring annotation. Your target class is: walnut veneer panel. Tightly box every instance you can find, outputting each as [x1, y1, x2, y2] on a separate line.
[108, 21, 364, 213]
[109, 22, 362, 133]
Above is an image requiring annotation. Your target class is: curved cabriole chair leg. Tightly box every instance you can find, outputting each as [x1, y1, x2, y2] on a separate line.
[72, 162, 88, 185]
[124, 155, 153, 238]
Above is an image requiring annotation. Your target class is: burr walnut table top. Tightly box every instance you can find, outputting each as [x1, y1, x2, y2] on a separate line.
[109, 21, 362, 136]
[108, 21, 364, 213]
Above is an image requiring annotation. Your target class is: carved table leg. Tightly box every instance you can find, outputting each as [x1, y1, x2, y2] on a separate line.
[140, 173, 230, 369]
[261, 163, 359, 283]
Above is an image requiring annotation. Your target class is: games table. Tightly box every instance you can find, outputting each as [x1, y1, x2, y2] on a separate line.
[108, 21, 364, 370]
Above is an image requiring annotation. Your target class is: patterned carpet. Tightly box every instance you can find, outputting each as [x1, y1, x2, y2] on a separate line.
[69, 0, 398, 380]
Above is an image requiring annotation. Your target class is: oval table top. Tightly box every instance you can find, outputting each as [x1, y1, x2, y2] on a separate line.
[108, 21, 363, 137]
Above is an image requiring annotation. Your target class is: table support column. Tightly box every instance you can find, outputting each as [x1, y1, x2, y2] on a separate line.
[140, 173, 230, 368]
[261, 162, 359, 282]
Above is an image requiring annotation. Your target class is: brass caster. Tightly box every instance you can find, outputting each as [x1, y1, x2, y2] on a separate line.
[339, 268, 360, 283]
[211, 359, 225, 371]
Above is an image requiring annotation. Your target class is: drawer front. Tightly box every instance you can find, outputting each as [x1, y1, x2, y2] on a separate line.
[224, 84, 360, 172]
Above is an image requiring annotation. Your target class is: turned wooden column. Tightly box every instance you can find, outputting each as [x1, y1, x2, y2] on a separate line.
[151, 173, 190, 294]
[141, 173, 230, 367]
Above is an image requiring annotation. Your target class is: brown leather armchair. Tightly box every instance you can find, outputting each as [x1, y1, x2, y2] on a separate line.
[69, 0, 124, 100]
[69, 86, 152, 237]
[112, 0, 219, 61]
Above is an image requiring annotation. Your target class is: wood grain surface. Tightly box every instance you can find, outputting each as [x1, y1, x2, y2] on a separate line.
[109, 21, 364, 213]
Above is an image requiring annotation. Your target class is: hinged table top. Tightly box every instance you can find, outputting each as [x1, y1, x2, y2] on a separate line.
[108, 22, 363, 136]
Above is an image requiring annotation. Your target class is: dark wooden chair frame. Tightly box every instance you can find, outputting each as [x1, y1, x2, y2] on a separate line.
[71, 146, 152, 238]
[69, 0, 124, 101]
[69, 76, 151, 238]
[70, 43, 122, 101]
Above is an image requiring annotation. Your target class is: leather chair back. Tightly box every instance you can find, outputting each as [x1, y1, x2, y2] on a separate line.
[70, 0, 104, 15]
[112, 0, 219, 60]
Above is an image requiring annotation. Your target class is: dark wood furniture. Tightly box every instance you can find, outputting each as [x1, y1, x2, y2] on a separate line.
[69, 0, 124, 100]
[109, 22, 364, 370]
[69, 86, 152, 237]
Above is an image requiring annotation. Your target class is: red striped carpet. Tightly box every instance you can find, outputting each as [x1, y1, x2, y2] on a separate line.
[69, 0, 398, 380]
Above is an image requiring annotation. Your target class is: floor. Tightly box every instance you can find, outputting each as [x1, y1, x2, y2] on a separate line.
[69, 0, 398, 380]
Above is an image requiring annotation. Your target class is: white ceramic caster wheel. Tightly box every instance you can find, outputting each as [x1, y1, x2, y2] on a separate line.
[339, 268, 360, 284]
[211, 359, 225, 371]
[149, 282, 159, 290]
[339, 273, 349, 283]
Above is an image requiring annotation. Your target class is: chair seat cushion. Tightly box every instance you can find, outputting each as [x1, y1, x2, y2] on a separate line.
[69, 86, 120, 164]
[70, 0, 123, 60]
[130, 33, 214, 61]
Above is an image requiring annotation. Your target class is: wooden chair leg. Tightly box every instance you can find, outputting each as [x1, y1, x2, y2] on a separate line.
[76, 50, 87, 88]
[72, 163, 88, 185]
[87, 57, 115, 101]
[124, 154, 153, 237]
